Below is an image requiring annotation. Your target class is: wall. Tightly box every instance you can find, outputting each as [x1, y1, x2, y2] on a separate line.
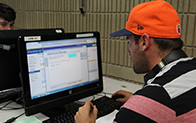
[0, 0, 195, 84]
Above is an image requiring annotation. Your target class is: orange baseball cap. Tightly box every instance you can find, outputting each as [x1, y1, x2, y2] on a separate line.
[110, 0, 181, 38]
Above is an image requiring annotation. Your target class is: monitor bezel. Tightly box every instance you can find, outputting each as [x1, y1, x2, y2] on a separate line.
[0, 28, 64, 38]
[18, 32, 103, 116]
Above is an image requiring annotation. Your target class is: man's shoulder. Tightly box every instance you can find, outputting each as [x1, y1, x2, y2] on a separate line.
[134, 85, 173, 108]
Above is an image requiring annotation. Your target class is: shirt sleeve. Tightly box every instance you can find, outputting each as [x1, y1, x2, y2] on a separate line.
[114, 86, 176, 123]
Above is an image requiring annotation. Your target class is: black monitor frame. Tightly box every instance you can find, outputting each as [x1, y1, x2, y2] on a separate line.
[0, 28, 64, 91]
[17, 32, 103, 116]
[0, 28, 64, 38]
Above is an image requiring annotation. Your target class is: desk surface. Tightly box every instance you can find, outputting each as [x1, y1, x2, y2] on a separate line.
[0, 77, 143, 123]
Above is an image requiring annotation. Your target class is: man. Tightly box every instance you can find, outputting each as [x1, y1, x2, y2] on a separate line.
[0, 3, 16, 30]
[75, 0, 196, 123]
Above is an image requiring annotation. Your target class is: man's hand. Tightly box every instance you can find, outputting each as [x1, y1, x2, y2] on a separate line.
[112, 90, 133, 103]
[74, 100, 98, 123]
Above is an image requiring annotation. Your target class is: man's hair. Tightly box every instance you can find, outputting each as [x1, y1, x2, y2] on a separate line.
[134, 34, 183, 52]
[0, 3, 16, 22]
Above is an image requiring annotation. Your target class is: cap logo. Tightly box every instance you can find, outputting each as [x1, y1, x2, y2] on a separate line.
[177, 24, 181, 35]
[137, 24, 144, 30]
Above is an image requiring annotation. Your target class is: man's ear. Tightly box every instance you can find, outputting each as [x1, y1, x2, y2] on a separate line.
[140, 33, 150, 51]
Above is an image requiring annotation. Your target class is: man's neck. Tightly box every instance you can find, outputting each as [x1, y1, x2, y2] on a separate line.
[144, 49, 187, 83]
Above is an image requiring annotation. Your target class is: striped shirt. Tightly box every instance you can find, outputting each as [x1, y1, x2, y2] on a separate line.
[114, 57, 196, 123]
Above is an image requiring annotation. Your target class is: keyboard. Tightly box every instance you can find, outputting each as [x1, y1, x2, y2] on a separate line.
[43, 96, 124, 123]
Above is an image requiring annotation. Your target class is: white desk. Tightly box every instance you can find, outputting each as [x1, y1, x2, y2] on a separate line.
[0, 77, 143, 123]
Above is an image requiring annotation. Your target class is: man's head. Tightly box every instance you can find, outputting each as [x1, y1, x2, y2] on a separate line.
[0, 3, 16, 30]
[110, 0, 183, 73]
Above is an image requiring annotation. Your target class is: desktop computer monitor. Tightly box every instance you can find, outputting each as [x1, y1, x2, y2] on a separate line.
[17, 32, 103, 116]
[0, 28, 64, 91]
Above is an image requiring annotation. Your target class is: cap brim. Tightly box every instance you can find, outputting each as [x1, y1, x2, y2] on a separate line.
[110, 28, 134, 37]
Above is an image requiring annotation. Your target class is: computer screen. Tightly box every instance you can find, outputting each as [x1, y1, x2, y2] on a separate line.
[0, 28, 64, 91]
[18, 32, 103, 116]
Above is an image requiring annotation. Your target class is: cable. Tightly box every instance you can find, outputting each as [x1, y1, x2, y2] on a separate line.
[1, 106, 23, 110]
[75, 92, 113, 105]
[80, 0, 84, 15]
[0, 100, 24, 123]
[102, 92, 107, 96]
[0, 100, 25, 123]
[91, 95, 95, 101]
[0, 87, 23, 104]
[0, 100, 12, 110]
[0, 100, 23, 110]
[103, 92, 113, 96]
[95, 92, 113, 97]
[4, 112, 25, 123]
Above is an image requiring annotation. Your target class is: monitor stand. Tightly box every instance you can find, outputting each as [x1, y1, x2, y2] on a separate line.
[42, 102, 83, 117]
